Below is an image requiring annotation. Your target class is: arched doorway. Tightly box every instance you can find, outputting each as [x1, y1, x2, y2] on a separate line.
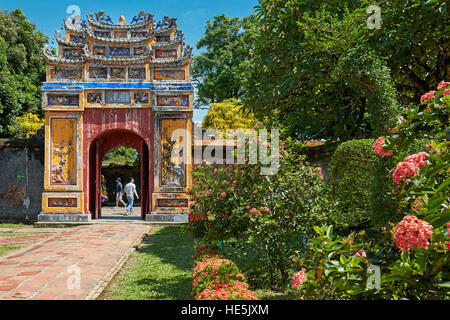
[88, 129, 150, 220]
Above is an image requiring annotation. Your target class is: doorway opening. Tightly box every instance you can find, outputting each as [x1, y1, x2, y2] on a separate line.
[88, 129, 150, 221]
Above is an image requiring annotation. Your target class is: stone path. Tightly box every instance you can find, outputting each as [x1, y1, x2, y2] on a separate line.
[0, 223, 150, 300]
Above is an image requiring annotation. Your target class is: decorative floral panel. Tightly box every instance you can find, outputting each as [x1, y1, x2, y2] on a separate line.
[110, 67, 125, 79]
[50, 118, 77, 186]
[93, 45, 106, 55]
[133, 91, 150, 104]
[94, 30, 111, 38]
[156, 35, 171, 42]
[69, 35, 84, 43]
[50, 67, 82, 81]
[134, 47, 147, 56]
[157, 198, 189, 208]
[87, 91, 104, 104]
[160, 118, 187, 188]
[128, 67, 146, 80]
[154, 70, 185, 81]
[131, 31, 148, 38]
[62, 48, 83, 59]
[113, 30, 127, 38]
[155, 49, 177, 59]
[48, 198, 78, 208]
[110, 46, 130, 56]
[157, 95, 189, 107]
[48, 94, 80, 106]
[89, 67, 107, 79]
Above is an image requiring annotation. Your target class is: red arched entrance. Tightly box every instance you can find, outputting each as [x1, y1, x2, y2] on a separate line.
[88, 129, 150, 220]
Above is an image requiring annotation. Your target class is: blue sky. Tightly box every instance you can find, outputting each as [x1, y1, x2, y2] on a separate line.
[0, 0, 259, 122]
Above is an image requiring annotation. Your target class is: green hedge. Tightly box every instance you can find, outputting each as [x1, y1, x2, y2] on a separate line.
[328, 139, 377, 231]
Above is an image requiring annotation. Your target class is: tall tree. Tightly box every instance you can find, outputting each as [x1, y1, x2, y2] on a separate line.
[192, 14, 259, 107]
[244, 0, 448, 144]
[202, 99, 254, 133]
[0, 9, 47, 137]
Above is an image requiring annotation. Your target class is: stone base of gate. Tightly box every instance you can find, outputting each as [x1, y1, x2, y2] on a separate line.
[146, 213, 188, 223]
[37, 213, 92, 223]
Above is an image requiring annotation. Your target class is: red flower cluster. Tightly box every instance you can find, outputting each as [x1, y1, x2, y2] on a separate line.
[444, 88, 450, 97]
[420, 91, 435, 103]
[192, 255, 257, 300]
[437, 81, 450, 90]
[373, 137, 393, 157]
[292, 269, 307, 288]
[446, 222, 450, 250]
[195, 282, 258, 300]
[394, 215, 433, 252]
[192, 244, 223, 262]
[392, 152, 429, 184]
[188, 211, 208, 222]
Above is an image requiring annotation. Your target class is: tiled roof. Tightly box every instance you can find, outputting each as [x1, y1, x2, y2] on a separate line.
[86, 29, 151, 44]
[43, 45, 84, 65]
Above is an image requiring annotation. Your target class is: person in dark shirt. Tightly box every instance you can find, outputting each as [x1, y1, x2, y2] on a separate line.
[114, 178, 126, 209]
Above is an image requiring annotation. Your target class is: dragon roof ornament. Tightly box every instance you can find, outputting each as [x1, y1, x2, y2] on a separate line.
[87, 11, 154, 30]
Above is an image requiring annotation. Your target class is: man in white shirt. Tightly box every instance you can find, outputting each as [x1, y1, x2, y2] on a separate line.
[124, 177, 139, 216]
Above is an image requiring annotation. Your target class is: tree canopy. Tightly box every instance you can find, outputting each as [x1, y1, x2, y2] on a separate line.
[0, 9, 47, 138]
[192, 14, 259, 107]
[242, 0, 448, 144]
[202, 99, 254, 133]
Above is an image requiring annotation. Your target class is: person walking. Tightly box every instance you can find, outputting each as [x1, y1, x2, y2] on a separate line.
[114, 178, 126, 209]
[124, 177, 139, 216]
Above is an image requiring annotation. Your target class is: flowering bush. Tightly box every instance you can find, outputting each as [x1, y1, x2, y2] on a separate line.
[392, 152, 429, 184]
[189, 134, 329, 286]
[369, 82, 450, 299]
[292, 269, 307, 288]
[393, 215, 433, 252]
[290, 225, 373, 299]
[373, 137, 393, 157]
[192, 244, 223, 262]
[195, 282, 258, 300]
[191, 248, 258, 300]
[192, 256, 246, 297]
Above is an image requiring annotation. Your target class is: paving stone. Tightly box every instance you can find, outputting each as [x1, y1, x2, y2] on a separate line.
[0, 223, 149, 300]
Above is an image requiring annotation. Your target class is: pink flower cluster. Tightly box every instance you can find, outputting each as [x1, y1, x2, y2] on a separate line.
[373, 137, 393, 157]
[392, 152, 429, 184]
[354, 249, 366, 258]
[292, 269, 307, 288]
[444, 88, 450, 97]
[437, 81, 450, 90]
[394, 215, 433, 252]
[420, 91, 435, 103]
[447, 222, 450, 250]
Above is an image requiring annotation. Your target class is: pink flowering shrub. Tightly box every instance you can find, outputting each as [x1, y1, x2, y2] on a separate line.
[189, 133, 329, 287]
[373, 137, 393, 157]
[420, 91, 435, 103]
[195, 282, 258, 300]
[191, 253, 258, 300]
[394, 215, 433, 252]
[392, 152, 429, 184]
[292, 269, 307, 288]
[192, 256, 247, 297]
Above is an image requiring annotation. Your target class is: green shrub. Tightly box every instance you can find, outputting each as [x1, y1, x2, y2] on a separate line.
[328, 139, 378, 231]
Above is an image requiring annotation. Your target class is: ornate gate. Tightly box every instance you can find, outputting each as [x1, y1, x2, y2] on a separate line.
[38, 11, 193, 222]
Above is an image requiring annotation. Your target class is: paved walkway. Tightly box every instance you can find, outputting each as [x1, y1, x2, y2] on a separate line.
[0, 223, 150, 300]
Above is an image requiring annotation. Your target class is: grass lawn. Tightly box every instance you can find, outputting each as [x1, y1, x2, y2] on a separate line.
[0, 245, 25, 257]
[100, 226, 194, 300]
[0, 232, 37, 237]
[0, 224, 24, 229]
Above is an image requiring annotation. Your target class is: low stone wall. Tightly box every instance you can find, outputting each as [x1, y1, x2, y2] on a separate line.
[0, 129, 45, 223]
